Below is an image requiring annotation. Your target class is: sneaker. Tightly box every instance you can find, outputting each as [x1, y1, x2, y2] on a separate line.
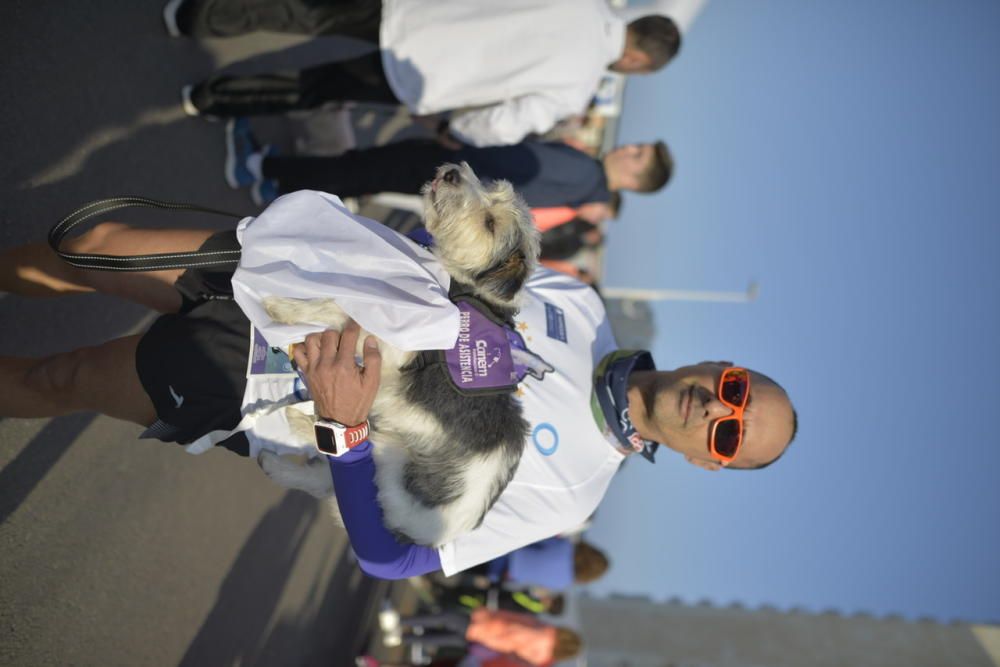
[163, 0, 186, 37]
[377, 606, 401, 633]
[180, 84, 202, 117]
[225, 118, 262, 189]
[251, 177, 279, 207]
[382, 627, 403, 648]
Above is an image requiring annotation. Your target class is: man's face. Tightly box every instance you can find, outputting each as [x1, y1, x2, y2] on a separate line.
[605, 144, 654, 190]
[637, 363, 795, 470]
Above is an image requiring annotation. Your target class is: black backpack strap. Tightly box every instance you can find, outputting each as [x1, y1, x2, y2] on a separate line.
[49, 196, 247, 272]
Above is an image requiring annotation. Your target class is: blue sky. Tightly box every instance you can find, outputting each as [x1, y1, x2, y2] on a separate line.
[590, 0, 1000, 623]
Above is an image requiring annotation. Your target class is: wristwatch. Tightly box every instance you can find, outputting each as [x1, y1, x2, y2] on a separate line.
[313, 418, 370, 457]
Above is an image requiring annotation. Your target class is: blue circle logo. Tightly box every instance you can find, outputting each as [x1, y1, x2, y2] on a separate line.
[532, 423, 559, 456]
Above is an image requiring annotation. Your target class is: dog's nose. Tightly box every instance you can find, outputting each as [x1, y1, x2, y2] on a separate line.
[442, 168, 461, 185]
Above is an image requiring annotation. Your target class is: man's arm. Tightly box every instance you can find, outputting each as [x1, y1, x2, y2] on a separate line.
[325, 441, 442, 579]
[448, 94, 565, 147]
[292, 321, 442, 579]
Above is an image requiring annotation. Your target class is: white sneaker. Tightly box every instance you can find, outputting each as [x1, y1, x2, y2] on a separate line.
[163, 0, 186, 37]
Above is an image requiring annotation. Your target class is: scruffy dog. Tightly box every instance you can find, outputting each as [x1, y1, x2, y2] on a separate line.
[258, 162, 540, 547]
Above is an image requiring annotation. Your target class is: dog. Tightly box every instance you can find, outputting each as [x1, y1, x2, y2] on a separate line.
[257, 162, 541, 547]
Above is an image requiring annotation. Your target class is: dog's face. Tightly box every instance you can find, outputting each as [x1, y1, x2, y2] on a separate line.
[421, 162, 539, 309]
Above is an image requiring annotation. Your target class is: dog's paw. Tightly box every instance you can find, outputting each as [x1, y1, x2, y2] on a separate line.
[262, 296, 303, 325]
[257, 451, 333, 498]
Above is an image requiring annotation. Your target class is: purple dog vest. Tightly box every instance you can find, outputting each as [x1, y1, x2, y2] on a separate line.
[429, 296, 551, 395]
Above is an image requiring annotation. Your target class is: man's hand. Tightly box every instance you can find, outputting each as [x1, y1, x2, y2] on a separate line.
[292, 320, 381, 426]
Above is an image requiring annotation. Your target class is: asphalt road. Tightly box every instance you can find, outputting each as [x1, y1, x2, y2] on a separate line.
[0, 3, 399, 665]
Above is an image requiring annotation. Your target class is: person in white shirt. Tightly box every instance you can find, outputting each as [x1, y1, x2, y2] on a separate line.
[168, 0, 682, 147]
[0, 191, 797, 577]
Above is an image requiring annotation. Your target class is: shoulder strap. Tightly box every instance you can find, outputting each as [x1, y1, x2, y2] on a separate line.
[49, 196, 247, 272]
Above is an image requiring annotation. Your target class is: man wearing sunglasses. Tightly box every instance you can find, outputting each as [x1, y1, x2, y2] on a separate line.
[293, 307, 797, 580]
[0, 195, 796, 580]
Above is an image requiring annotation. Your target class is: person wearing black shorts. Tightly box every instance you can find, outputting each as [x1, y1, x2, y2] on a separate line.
[0, 224, 253, 455]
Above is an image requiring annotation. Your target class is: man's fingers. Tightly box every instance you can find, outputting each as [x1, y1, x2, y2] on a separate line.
[292, 343, 309, 371]
[361, 337, 382, 390]
[303, 333, 323, 368]
[317, 329, 341, 366]
[335, 320, 362, 365]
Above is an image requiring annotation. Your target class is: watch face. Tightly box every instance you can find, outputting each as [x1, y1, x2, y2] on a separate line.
[314, 423, 344, 456]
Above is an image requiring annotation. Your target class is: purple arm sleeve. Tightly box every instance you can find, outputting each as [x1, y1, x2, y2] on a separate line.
[326, 441, 442, 580]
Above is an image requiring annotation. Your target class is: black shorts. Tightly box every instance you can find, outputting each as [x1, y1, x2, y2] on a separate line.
[135, 231, 250, 456]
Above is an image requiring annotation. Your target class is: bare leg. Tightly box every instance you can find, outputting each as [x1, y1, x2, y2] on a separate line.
[0, 224, 221, 423]
[0, 335, 156, 425]
[0, 223, 215, 313]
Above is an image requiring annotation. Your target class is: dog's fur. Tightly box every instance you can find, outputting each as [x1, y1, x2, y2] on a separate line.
[258, 162, 540, 547]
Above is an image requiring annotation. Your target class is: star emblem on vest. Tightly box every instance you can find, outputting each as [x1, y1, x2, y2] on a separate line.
[168, 385, 185, 408]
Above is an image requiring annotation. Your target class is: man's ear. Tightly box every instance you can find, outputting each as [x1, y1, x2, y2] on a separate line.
[685, 455, 722, 472]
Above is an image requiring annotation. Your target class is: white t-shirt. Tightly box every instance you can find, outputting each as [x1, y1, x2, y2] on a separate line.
[438, 269, 624, 574]
[207, 191, 626, 575]
[380, 0, 626, 147]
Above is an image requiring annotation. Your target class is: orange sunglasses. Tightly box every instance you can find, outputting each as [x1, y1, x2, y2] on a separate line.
[709, 367, 751, 465]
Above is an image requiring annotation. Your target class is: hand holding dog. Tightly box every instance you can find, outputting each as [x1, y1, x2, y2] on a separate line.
[293, 320, 381, 426]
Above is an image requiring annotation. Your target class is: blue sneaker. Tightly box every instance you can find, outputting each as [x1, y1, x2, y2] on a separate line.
[251, 175, 279, 207]
[249, 144, 279, 206]
[225, 118, 262, 189]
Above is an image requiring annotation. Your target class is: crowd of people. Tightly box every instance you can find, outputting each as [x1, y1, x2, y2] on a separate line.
[0, 2, 798, 665]
[360, 537, 610, 666]
[179, 0, 681, 288]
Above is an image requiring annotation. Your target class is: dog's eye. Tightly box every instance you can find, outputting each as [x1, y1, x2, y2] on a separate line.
[484, 213, 496, 234]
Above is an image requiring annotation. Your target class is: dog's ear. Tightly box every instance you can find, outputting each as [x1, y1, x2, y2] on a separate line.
[489, 179, 517, 203]
[476, 249, 529, 305]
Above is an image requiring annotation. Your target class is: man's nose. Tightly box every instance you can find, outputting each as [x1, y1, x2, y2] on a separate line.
[703, 396, 734, 421]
